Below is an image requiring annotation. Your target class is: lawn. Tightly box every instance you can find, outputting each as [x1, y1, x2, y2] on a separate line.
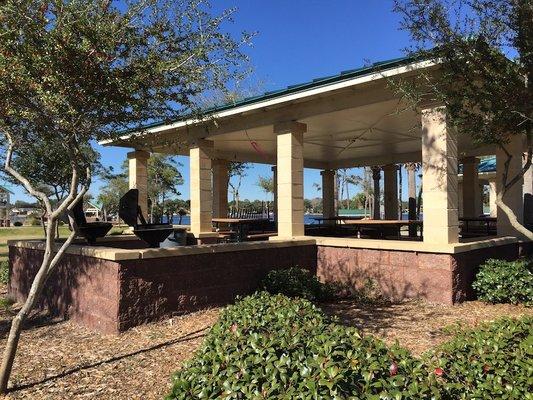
[0, 225, 125, 261]
[0, 226, 71, 261]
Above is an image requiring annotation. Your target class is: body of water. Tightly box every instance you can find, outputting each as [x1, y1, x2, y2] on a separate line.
[164, 212, 418, 225]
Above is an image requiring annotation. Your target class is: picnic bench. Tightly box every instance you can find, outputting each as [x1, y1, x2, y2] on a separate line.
[342, 219, 423, 239]
[212, 217, 271, 242]
[459, 217, 497, 237]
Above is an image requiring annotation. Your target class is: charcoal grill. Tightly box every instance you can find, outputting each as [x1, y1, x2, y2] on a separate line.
[72, 200, 112, 245]
[119, 189, 174, 248]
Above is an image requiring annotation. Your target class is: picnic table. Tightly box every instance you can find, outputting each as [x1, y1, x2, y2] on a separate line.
[459, 217, 497, 236]
[311, 216, 365, 225]
[342, 219, 423, 239]
[212, 217, 270, 242]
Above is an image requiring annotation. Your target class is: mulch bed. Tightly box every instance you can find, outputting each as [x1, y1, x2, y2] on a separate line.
[322, 299, 533, 355]
[0, 285, 531, 399]
[0, 286, 220, 400]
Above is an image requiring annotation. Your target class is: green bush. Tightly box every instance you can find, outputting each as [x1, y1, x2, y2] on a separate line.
[167, 292, 533, 399]
[0, 260, 8, 285]
[259, 267, 336, 301]
[472, 258, 533, 305]
[167, 292, 433, 399]
[13, 221, 22, 227]
[425, 316, 533, 399]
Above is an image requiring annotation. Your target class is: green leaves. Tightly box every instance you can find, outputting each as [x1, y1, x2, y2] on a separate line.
[472, 258, 533, 305]
[259, 268, 336, 301]
[166, 292, 533, 399]
[166, 292, 432, 399]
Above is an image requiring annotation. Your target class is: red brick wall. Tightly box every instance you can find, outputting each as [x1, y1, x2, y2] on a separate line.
[316, 243, 523, 305]
[117, 246, 317, 331]
[8, 244, 316, 333]
[8, 240, 527, 333]
[9, 246, 120, 333]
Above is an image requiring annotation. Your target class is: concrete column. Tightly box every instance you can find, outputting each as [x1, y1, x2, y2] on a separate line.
[212, 159, 229, 218]
[458, 182, 464, 218]
[127, 150, 150, 219]
[524, 153, 533, 195]
[489, 180, 497, 217]
[496, 136, 524, 237]
[190, 141, 214, 238]
[321, 169, 335, 225]
[371, 166, 381, 219]
[462, 157, 481, 218]
[275, 121, 306, 238]
[523, 153, 532, 227]
[271, 166, 278, 223]
[406, 162, 418, 235]
[383, 164, 398, 220]
[421, 106, 459, 244]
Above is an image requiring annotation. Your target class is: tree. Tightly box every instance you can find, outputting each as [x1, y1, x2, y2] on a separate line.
[0, 0, 250, 391]
[97, 175, 129, 220]
[147, 154, 184, 222]
[3, 138, 102, 235]
[228, 162, 250, 211]
[392, 0, 532, 239]
[256, 175, 274, 200]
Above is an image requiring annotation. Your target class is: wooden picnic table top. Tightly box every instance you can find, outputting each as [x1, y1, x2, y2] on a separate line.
[311, 216, 365, 222]
[459, 217, 497, 222]
[212, 217, 269, 224]
[342, 219, 423, 226]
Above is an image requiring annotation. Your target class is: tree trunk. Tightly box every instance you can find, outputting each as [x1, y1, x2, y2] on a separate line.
[0, 217, 52, 391]
[495, 192, 533, 240]
[398, 165, 403, 218]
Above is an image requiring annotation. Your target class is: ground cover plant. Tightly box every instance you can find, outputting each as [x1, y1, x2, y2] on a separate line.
[167, 292, 533, 399]
[260, 268, 336, 301]
[473, 258, 533, 306]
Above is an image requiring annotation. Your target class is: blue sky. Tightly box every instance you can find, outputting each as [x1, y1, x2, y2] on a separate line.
[8, 0, 414, 204]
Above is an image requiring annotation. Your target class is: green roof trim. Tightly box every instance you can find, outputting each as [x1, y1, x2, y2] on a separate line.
[127, 55, 417, 134]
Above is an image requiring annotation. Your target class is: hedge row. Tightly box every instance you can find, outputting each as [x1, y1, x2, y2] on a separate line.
[166, 292, 533, 399]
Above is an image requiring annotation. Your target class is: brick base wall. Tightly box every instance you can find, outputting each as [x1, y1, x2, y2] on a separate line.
[317, 243, 522, 304]
[9, 244, 316, 333]
[8, 239, 529, 333]
[9, 246, 120, 333]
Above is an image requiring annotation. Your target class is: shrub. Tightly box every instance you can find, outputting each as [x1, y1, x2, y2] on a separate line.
[167, 292, 432, 399]
[0, 260, 8, 285]
[425, 316, 533, 399]
[13, 221, 22, 227]
[472, 258, 533, 305]
[167, 292, 533, 399]
[259, 267, 336, 301]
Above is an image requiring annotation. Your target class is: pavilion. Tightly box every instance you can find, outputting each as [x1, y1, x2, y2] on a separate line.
[9, 58, 533, 334]
[105, 56, 532, 249]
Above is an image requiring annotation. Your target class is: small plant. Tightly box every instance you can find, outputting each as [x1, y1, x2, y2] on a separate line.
[167, 292, 431, 399]
[0, 297, 14, 310]
[167, 292, 533, 399]
[335, 277, 385, 303]
[13, 222, 22, 227]
[424, 316, 532, 399]
[260, 267, 336, 301]
[0, 260, 8, 285]
[473, 258, 532, 305]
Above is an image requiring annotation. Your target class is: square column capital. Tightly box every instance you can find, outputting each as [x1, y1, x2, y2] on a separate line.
[273, 121, 307, 135]
[320, 169, 335, 177]
[127, 149, 150, 160]
[382, 164, 398, 172]
[461, 156, 479, 166]
[189, 139, 214, 149]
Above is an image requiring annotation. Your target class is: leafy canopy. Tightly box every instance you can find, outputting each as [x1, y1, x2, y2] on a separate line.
[393, 0, 531, 152]
[0, 0, 251, 188]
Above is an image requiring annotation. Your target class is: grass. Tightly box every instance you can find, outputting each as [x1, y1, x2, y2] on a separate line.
[0, 226, 72, 262]
[0, 225, 125, 261]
